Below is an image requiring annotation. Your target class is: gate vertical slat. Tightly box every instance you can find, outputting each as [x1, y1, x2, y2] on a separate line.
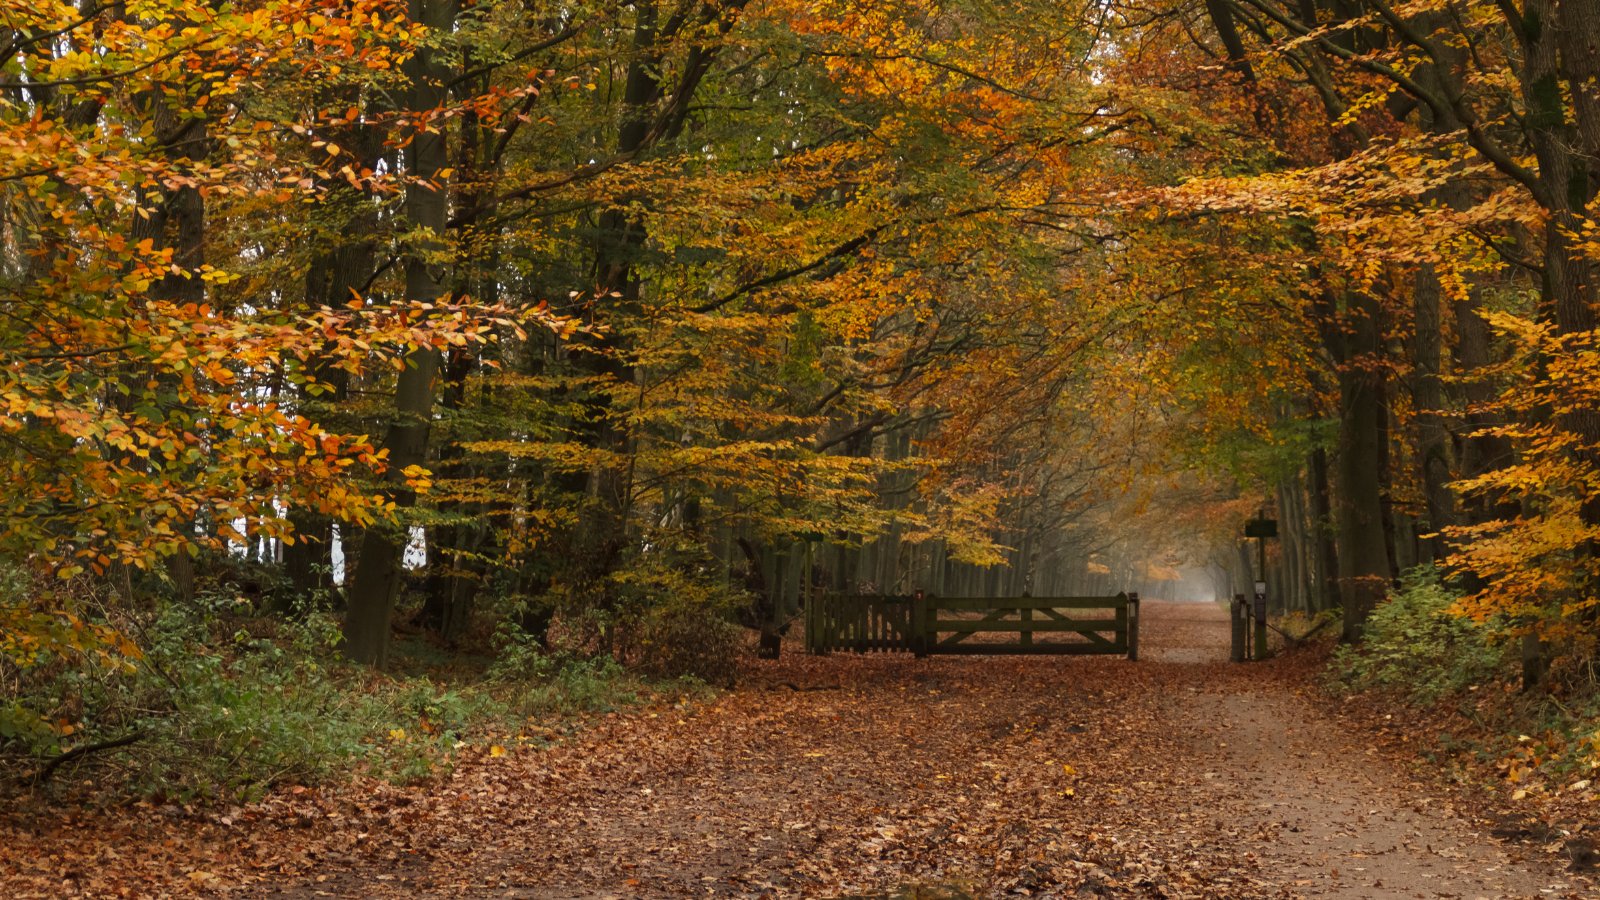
[910, 595, 925, 657]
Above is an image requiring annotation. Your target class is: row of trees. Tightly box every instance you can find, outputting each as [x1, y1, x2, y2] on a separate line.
[5, 0, 1599, 696]
[1142, 0, 1600, 681]
[4, 0, 1175, 676]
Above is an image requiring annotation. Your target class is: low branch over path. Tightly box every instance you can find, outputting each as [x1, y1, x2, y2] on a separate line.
[2, 603, 1590, 897]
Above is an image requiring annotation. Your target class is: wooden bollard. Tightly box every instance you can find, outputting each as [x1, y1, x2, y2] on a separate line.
[1253, 588, 1270, 661]
[1231, 594, 1247, 662]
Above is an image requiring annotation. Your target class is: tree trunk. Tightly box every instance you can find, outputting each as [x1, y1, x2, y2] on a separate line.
[1331, 292, 1394, 640]
[343, 0, 454, 666]
[1308, 446, 1341, 613]
[1412, 264, 1456, 563]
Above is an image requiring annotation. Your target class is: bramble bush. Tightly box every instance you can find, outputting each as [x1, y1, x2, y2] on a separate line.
[488, 623, 645, 716]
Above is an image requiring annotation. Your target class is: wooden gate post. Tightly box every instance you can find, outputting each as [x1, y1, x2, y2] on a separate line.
[1230, 593, 1247, 662]
[822, 594, 837, 655]
[1114, 592, 1129, 651]
[910, 590, 929, 657]
[1127, 592, 1140, 661]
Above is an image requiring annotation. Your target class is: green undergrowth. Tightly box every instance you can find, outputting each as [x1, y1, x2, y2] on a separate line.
[1328, 567, 1600, 802]
[1, 590, 709, 805]
[1331, 567, 1509, 706]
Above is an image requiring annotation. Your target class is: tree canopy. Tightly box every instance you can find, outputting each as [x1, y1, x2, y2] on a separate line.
[6, 0, 1600, 768]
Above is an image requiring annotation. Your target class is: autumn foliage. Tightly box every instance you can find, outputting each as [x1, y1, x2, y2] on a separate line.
[5, 0, 1600, 797]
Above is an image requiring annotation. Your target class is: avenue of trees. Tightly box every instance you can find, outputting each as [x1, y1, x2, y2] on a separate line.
[5, 0, 1600, 784]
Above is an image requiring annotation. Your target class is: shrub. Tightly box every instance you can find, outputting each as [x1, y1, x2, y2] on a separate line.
[3, 584, 495, 801]
[1333, 566, 1510, 704]
[608, 549, 744, 685]
[539, 538, 746, 684]
[0, 564, 139, 759]
[488, 624, 644, 716]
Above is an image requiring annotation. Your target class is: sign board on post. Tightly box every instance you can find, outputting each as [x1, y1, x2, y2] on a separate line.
[1245, 518, 1278, 538]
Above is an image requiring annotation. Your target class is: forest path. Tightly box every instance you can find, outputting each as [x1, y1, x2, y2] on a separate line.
[5, 602, 1591, 898]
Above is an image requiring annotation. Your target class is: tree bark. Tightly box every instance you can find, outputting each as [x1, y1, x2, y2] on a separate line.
[1329, 291, 1395, 640]
[343, 0, 454, 666]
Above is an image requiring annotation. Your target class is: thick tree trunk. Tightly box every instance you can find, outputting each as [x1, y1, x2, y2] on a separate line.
[1330, 292, 1394, 640]
[1529, 0, 1600, 523]
[420, 91, 496, 639]
[343, 0, 454, 666]
[1412, 264, 1456, 563]
[1453, 297, 1517, 526]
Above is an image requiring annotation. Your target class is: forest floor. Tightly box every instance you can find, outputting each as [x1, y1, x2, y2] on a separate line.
[3, 600, 1595, 898]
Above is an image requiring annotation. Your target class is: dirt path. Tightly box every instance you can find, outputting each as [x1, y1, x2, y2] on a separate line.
[3, 601, 1591, 898]
[1145, 603, 1582, 900]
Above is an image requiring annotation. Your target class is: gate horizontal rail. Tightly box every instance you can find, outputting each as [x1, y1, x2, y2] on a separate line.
[804, 593, 1139, 660]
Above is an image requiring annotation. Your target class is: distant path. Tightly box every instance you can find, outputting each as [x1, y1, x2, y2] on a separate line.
[2, 601, 1589, 898]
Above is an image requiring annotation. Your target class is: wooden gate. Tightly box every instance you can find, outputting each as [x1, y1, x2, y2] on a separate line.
[804, 594, 916, 653]
[805, 593, 1139, 659]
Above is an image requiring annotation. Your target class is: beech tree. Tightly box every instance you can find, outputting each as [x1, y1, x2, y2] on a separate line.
[9, 0, 1600, 697]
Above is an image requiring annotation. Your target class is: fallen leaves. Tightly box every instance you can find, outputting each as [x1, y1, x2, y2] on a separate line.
[1, 602, 1594, 898]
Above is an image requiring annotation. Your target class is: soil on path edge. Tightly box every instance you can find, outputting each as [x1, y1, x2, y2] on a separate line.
[2, 601, 1590, 899]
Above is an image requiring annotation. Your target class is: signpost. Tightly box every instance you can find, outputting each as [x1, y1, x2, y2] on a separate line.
[1242, 514, 1277, 661]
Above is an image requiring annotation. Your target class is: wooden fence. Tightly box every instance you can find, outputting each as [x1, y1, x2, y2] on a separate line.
[805, 593, 1139, 659]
